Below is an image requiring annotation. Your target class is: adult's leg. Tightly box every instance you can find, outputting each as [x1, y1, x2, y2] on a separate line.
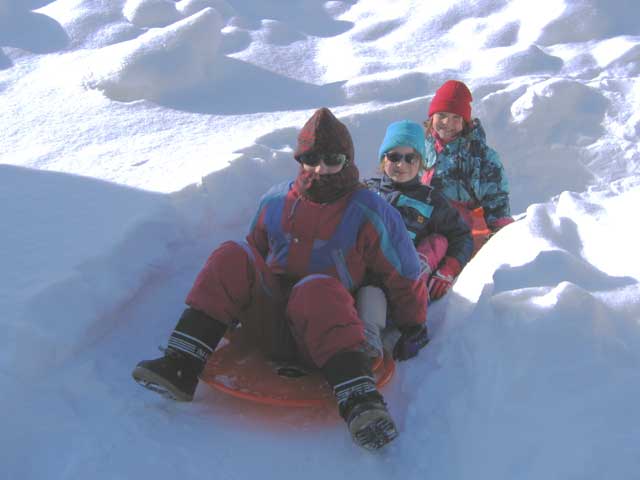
[133, 241, 285, 400]
[322, 351, 398, 450]
[285, 274, 364, 368]
[132, 307, 227, 401]
[186, 241, 292, 358]
[286, 275, 398, 450]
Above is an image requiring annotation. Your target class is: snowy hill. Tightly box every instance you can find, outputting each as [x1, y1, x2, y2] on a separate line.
[1, 1, 639, 479]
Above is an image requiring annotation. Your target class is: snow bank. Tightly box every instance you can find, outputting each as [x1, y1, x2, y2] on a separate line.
[0, 165, 191, 378]
[3, 1, 640, 478]
[84, 7, 223, 101]
[395, 184, 640, 478]
[453, 184, 638, 306]
[496, 44, 563, 76]
[510, 79, 607, 146]
[0, 0, 69, 54]
[177, 0, 235, 18]
[403, 277, 640, 478]
[123, 0, 181, 28]
[34, 0, 136, 49]
[538, 0, 638, 44]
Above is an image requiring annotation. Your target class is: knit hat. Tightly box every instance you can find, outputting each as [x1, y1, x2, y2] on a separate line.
[294, 107, 354, 163]
[378, 120, 427, 165]
[293, 107, 360, 203]
[428, 80, 473, 122]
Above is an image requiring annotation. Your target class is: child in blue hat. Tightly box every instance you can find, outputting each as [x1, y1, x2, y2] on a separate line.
[358, 120, 473, 361]
[364, 120, 473, 306]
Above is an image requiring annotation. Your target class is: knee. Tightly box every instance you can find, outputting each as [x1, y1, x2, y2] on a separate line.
[204, 240, 255, 269]
[286, 275, 364, 367]
[288, 275, 351, 307]
[217, 240, 253, 259]
[356, 286, 387, 329]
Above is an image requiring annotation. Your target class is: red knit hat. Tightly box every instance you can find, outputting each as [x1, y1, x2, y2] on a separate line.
[293, 107, 360, 203]
[428, 80, 473, 122]
[294, 107, 354, 163]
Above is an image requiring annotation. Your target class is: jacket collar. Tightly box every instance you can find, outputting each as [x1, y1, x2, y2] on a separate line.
[381, 173, 421, 192]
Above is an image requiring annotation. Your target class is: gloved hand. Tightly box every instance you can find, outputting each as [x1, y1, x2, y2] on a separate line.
[428, 256, 462, 300]
[392, 324, 429, 361]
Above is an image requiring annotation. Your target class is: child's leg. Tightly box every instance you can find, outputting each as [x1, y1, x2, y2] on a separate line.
[287, 276, 398, 450]
[355, 286, 387, 359]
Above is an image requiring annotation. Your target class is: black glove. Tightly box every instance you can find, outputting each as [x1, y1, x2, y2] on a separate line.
[392, 324, 429, 361]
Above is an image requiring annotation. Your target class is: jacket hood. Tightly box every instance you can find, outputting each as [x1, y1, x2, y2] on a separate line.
[294, 107, 355, 163]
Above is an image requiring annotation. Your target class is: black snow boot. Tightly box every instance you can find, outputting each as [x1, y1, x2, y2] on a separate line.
[323, 351, 398, 451]
[132, 307, 227, 401]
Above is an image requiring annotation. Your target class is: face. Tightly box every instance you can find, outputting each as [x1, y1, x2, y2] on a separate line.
[382, 146, 421, 183]
[300, 153, 346, 175]
[432, 112, 464, 141]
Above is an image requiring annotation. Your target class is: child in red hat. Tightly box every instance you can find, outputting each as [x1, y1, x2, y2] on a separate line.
[423, 80, 514, 254]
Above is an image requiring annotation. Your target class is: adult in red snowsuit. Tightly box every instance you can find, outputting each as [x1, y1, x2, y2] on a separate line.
[133, 108, 428, 451]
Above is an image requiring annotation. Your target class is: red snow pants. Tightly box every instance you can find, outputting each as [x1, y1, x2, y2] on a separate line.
[416, 233, 448, 275]
[185, 241, 365, 368]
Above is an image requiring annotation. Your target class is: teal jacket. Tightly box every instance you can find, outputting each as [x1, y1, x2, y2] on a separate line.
[424, 119, 511, 227]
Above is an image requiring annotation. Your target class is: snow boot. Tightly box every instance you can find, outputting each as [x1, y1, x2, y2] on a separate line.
[323, 351, 398, 451]
[132, 307, 227, 401]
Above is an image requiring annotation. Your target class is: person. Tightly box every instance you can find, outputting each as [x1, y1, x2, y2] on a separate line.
[132, 107, 428, 451]
[362, 120, 472, 319]
[422, 80, 514, 252]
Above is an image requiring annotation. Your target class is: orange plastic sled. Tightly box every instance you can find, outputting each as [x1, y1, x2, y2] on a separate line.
[469, 207, 491, 256]
[200, 335, 395, 408]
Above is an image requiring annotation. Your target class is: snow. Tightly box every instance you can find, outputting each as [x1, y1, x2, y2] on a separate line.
[83, 6, 223, 102]
[1, 0, 639, 478]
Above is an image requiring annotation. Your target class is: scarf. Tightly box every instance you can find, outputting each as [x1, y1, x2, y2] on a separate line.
[293, 161, 361, 204]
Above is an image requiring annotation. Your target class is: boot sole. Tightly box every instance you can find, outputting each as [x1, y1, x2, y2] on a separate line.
[349, 408, 399, 450]
[132, 366, 194, 402]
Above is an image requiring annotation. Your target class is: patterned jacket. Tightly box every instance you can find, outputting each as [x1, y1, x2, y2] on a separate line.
[424, 119, 511, 227]
[364, 175, 473, 268]
[247, 181, 428, 328]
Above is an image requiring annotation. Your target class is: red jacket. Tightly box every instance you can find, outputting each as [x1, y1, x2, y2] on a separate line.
[247, 181, 427, 328]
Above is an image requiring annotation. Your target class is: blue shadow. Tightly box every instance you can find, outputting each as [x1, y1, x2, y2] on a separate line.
[0, 48, 11, 69]
[158, 56, 347, 115]
[0, 4, 68, 54]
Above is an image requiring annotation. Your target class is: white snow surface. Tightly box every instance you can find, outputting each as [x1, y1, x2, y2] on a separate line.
[1, 1, 639, 478]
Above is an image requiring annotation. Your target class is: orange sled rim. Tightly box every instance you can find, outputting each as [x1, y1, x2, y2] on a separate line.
[201, 345, 396, 408]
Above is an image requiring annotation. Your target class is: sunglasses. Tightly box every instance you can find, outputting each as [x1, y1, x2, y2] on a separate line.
[385, 151, 419, 165]
[299, 153, 347, 167]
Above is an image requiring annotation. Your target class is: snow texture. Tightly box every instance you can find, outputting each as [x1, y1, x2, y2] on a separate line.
[1, 0, 639, 479]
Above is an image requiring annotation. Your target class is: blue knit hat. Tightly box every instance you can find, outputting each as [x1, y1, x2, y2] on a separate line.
[378, 120, 427, 167]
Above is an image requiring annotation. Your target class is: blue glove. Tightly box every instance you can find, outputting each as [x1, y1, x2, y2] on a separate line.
[392, 324, 429, 361]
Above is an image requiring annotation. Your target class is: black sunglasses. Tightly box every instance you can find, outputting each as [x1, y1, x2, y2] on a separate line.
[385, 151, 419, 165]
[299, 153, 347, 167]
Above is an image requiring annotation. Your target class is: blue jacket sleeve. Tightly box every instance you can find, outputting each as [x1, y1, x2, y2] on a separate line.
[478, 147, 512, 225]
